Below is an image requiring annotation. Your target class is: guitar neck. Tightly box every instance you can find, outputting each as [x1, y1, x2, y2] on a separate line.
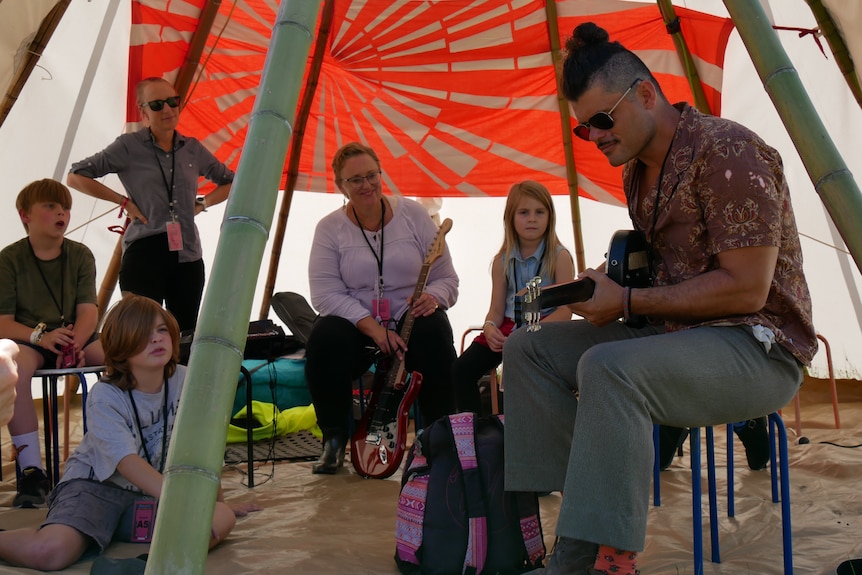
[535, 278, 596, 308]
[385, 260, 431, 387]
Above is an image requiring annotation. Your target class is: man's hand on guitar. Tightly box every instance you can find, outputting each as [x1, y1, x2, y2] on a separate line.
[569, 269, 626, 327]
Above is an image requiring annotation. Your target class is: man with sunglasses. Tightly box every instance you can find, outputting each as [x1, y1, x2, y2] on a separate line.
[67, 77, 234, 333]
[504, 23, 817, 575]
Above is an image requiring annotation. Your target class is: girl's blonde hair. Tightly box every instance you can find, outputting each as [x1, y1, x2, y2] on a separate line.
[497, 180, 563, 286]
[100, 295, 180, 391]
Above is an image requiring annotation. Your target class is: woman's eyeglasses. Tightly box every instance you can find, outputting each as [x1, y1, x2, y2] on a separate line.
[142, 96, 181, 112]
[573, 79, 641, 141]
[341, 171, 382, 190]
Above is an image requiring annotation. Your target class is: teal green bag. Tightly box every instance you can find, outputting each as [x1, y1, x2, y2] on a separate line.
[232, 358, 312, 416]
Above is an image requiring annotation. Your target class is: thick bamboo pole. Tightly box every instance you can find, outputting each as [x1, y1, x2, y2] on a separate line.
[144, 2, 322, 573]
[722, 0, 862, 274]
[545, 0, 586, 272]
[259, 0, 335, 319]
[96, 1, 223, 318]
[0, 1, 71, 130]
[803, 0, 862, 108]
[656, 0, 712, 113]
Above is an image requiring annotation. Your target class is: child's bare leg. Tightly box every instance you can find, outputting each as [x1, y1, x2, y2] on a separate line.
[0, 339, 18, 427]
[0, 524, 89, 571]
[209, 501, 237, 549]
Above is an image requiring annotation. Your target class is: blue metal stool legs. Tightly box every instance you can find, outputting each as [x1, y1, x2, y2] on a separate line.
[653, 413, 793, 574]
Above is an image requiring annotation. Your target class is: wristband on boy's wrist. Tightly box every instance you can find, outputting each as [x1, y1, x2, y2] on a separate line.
[483, 320, 497, 329]
[195, 196, 208, 212]
[30, 322, 47, 346]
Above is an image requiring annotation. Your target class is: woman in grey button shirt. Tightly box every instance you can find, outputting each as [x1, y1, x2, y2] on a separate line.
[67, 77, 234, 332]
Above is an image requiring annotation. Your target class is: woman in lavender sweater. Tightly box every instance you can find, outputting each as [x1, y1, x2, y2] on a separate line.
[305, 142, 459, 475]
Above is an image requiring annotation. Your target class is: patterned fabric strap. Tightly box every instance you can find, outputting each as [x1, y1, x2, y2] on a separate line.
[490, 413, 545, 566]
[520, 513, 546, 565]
[395, 447, 429, 565]
[449, 413, 488, 575]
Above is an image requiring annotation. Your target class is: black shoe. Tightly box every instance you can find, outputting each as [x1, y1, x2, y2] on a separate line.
[733, 416, 769, 470]
[658, 426, 688, 471]
[13, 467, 50, 508]
[312, 436, 346, 474]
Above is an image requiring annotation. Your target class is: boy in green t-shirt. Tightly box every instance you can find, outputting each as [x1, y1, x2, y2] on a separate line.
[0, 179, 104, 507]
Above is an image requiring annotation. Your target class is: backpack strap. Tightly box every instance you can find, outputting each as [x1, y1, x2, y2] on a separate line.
[448, 412, 488, 575]
[491, 414, 546, 567]
[395, 440, 430, 566]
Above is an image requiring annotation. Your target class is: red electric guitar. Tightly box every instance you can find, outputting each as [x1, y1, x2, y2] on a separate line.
[351, 218, 453, 479]
[515, 229, 651, 330]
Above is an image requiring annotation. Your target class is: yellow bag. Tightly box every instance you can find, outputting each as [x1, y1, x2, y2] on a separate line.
[226, 400, 321, 444]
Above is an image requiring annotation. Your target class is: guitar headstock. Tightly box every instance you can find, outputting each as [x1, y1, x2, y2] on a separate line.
[424, 218, 452, 266]
[514, 276, 544, 332]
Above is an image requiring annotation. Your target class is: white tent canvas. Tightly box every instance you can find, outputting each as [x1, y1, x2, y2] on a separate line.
[0, 0, 859, 380]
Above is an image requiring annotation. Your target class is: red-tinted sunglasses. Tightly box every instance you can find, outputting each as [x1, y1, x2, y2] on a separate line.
[573, 79, 641, 141]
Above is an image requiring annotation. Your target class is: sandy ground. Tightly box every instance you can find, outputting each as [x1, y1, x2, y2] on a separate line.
[0, 374, 860, 574]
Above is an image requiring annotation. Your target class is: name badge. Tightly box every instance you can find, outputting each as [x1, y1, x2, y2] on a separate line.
[373, 298, 391, 323]
[166, 221, 183, 252]
[132, 500, 157, 543]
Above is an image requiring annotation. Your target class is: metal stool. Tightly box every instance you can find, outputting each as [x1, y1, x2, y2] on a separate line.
[652, 413, 793, 574]
[33, 366, 105, 486]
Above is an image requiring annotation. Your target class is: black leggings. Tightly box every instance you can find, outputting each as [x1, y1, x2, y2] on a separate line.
[304, 311, 457, 435]
[451, 340, 502, 413]
[119, 233, 205, 332]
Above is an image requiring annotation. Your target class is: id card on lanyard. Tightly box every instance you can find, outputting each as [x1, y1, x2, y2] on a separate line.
[153, 130, 183, 252]
[166, 217, 183, 252]
[355, 201, 390, 323]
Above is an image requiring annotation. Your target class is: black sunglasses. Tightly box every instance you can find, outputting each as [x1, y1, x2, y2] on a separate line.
[573, 79, 641, 141]
[142, 96, 181, 112]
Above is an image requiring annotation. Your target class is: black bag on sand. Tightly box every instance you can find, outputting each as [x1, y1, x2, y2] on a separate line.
[244, 319, 300, 360]
[89, 554, 147, 575]
[270, 291, 318, 346]
[395, 412, 546, 575]
[179, 319, 300, 365]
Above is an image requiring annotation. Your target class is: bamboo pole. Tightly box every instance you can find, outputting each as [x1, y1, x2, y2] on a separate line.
[175, 0, 223, 102]
[259, 0, 335, 319]
[722, 0, 862, 274]
[0, 1, 71, 130]
[96, 1, 223, 318]
[144, 2, 322, 573]
[656, 0, 712, 113]
[545, 0, 586, 272]
[803, 0, 862, 109]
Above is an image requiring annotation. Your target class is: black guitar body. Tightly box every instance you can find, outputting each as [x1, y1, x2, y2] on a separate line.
[515, 229, 652, 330]
[605, 230, 651, 327]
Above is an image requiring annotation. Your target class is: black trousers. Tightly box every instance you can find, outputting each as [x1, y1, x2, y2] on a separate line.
[304, 311, 457, 435]
[119, 233, 205, 332]
[451, 340, 502, 414]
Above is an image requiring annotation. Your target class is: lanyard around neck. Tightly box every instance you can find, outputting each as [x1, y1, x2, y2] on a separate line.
[511, 243, 545, 292]
[128, 379, 169, 473]
[151, 130, 177, 214]
[28, 240, 66, 325]
[353, 199, 386, 294]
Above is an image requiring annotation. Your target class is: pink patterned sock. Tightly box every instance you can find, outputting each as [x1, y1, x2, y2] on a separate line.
[593, 545, 638, 575]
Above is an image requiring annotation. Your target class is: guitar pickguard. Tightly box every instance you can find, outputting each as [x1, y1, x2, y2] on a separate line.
[351, 370, 423, 479]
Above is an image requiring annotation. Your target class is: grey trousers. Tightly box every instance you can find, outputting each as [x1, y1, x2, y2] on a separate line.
[502, 321, 802, 552]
